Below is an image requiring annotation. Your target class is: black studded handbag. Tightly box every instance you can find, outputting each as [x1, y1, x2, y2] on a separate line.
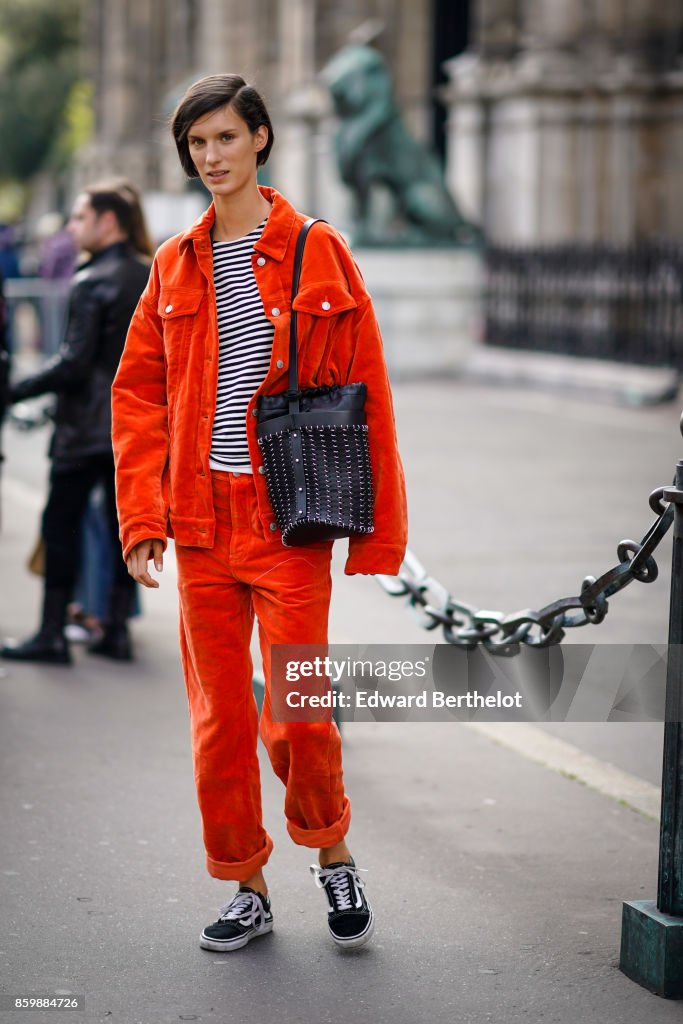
[256, 218, 375, 547]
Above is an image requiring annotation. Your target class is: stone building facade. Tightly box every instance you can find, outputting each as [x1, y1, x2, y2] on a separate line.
[77, 0, 440, 238]
[444, 2, 683, 245]
[78, 0, 683, 245]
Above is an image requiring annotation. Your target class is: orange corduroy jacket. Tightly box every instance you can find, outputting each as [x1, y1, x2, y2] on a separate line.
[112, 186, 408, 576]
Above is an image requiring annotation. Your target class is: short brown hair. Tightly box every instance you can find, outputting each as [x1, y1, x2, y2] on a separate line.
[171, 74, 274, 178]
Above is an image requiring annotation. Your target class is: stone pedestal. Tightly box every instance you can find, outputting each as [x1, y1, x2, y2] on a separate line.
[353, 249, 483, 377]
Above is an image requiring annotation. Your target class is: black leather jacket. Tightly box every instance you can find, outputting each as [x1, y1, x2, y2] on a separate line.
[0, 273, 9, 448]
[11, 242, 150, 469]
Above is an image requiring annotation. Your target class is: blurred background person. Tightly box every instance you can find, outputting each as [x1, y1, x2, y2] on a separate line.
[33, 212, 78, 358]
[37, 211, 77, 281]
[0, 222, 21, 282]
[1, 181, 152, 665]
[0, 267, 9, 515]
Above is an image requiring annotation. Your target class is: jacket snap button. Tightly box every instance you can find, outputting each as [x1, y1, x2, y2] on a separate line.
[258, 465, 265, 474]
[321, 300, 331, 311]
[271, 307, 280, 317]
[251, 409, 258, 417]
[276, 359, 284, 369]
[269, 521, 277, 531]
[165, 304, 173, 313]
[257, 256, 266, 266]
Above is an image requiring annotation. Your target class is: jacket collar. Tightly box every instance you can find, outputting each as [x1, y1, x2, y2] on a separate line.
[85, 240, 131, 265]
[177, 185, 298, 262]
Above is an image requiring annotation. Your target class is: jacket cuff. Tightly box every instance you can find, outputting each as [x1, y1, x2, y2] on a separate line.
[343, 541, 406, 577]
[121, 522, 169, 562]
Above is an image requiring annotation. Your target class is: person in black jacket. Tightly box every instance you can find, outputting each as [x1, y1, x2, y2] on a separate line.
[2, 183, 152, 664]
[0, 269, 9, 515]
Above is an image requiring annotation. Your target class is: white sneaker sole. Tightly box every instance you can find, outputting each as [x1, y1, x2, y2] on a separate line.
[329, 909, 375, 949]
[199, 920, 274, 952]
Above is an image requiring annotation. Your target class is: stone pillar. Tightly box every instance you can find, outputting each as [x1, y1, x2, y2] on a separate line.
[441, 56, 486, 226]
[538, 98, 580, 241]
[488, 97, 542, 242]
[393, 0, 432, 141]
[159, 0, 195, 93]
[521, 0, 584, 49]
[98, 3, 128, 145]
[575, 94, 604, 243]
[474, 0, 521, 59]
[195, 0, 233, 74]
[606, 95, 638, 245]
[593, 0, 623, 35]
[653, 92, 683, 239]
[313, 106, 354, 229]
[519, 0, 585, 77]
[77, 0, 161, 192]
[270, 0, 317, 210]
[278, 0, 316, 93]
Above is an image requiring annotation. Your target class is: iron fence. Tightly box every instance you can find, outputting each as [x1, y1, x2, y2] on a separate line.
[484, 242, 683, 368]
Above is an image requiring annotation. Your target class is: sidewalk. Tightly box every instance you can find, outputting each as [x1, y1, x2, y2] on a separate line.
[1, 378, 681, 1023]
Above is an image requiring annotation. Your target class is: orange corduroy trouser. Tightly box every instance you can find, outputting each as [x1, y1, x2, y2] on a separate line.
[175, 469, 350, 881]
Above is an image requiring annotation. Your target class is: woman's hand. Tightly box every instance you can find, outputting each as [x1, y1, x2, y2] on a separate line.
[127, 538, 165, 589]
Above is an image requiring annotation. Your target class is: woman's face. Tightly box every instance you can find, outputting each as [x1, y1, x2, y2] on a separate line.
[187, 104, 268, 198]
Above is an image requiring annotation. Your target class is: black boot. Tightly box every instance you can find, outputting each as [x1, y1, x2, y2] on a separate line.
[1, 588, 72, 664]
[88, 585, 134, 661]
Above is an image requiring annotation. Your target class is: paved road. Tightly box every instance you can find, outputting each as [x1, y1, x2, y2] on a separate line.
[1, 379, 681, 1023]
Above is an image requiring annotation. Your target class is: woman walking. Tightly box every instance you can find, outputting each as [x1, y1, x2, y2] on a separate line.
[112, 74, 407, 951]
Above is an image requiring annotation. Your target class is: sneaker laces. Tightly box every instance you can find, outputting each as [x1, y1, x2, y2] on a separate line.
[311, 862, 367, 912]
[217, 890, 268, 931]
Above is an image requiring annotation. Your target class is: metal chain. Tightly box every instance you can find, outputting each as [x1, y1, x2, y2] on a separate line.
[374, 486, 675, 657]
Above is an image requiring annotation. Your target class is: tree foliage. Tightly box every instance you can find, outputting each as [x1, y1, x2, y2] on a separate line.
[0, 0, 81, 183]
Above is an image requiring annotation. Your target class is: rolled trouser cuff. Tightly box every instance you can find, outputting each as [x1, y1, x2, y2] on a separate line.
[205, 833, 274, 881]
[286, 795, 351, 849]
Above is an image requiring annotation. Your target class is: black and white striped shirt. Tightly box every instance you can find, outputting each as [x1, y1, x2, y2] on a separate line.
[209, 218, 273, 472]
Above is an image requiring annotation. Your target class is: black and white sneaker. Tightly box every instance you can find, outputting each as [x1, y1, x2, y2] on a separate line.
[310, 858, 375, 949]
[199, 887, 273, 952]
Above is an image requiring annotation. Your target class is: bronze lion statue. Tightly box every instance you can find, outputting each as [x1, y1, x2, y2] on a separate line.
[321, 44, 480, 247]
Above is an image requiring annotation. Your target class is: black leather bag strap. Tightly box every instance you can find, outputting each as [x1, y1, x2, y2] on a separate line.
[288, 217, 326, 414]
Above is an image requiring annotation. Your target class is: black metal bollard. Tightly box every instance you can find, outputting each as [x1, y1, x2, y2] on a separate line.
[620, 449, 683, 997]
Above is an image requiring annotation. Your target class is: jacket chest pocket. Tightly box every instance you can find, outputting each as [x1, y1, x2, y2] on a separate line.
[158, 287, 206, 376]
[291, 281, 357, 376]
